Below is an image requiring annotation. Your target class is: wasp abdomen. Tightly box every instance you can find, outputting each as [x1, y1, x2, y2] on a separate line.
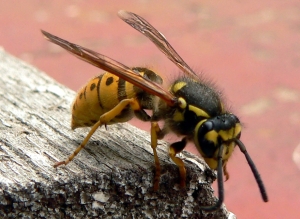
[71, 69, 163, 129]
[72, 73, 136, 129]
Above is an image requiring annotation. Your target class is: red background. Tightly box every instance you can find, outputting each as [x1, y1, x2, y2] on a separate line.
[1, 1, 300, 218]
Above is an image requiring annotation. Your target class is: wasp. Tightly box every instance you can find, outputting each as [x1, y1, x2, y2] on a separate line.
[42, 10, 268, 211]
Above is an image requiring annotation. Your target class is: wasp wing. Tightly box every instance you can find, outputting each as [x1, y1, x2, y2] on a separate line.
[118, 10, 197, 79]
[41, 30, 176, 106]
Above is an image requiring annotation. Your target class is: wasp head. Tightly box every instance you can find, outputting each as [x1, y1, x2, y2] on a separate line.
[194, 113, 241, 178]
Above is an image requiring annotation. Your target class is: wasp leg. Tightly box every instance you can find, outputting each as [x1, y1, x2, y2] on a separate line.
[150, 122, 164, 191]
[54, 98, 141, 168]
[223, 162, 229, 181]
[150, 122, 167, 190]
[54, 119, 102, 168]
[134, 109, 151, 122]
[169, 137, 188, 188]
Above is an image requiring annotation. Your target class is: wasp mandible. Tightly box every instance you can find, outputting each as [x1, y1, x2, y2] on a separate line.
[42, 10, 268, 211]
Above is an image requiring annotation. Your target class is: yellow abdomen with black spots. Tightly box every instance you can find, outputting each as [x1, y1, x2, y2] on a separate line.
[71, 72, 137, 129]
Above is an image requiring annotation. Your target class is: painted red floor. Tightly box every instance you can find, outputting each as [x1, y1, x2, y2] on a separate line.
[1, 1, 300, 218]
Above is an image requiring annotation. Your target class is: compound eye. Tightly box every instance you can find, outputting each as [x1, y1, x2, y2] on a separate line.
[194, 120, 217, 158]
[202, 120, 214, 132]
[178, 97, 187, 109]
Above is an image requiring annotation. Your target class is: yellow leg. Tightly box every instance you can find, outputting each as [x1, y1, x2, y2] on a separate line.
[223, 161, 230, 181]
[169, 138, 187, 188]
[54, 98, 139, 168]
[150, 122, 162, 191]
[54, 120, 102, 167]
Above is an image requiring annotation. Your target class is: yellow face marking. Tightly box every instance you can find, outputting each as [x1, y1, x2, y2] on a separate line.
[202, 141, 235, 170]
[205, 130, 218, 145]
[222, 142, 235, 161]
[235, 123, 242, 135]
[203, 157, 218, 170]
[188, 105, 210, 118]
[218, 129, 233, 141]
[218, 123, 242, 141]
[172, 81, 187, 93]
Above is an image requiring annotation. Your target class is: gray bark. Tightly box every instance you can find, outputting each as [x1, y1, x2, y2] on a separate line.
[0, 48, 236, 219]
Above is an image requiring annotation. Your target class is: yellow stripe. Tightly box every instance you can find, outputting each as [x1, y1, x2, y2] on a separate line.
[194, 120, 206, 149]
[172, 81, 186, 93]
[218, 123, 241, 141]
[188, 105, 210, 118]
[205, 130, 218, 145]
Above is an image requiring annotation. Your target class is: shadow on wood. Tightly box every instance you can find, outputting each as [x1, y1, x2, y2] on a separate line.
[0, 49, 235, 218]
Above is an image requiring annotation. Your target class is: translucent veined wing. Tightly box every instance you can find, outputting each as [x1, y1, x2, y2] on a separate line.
[41, 30, 177, 106]
[118, 10, 197, 79]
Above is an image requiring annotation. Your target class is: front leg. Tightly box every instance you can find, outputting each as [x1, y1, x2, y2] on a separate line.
[169, 137, 188, 188]
[150, 122, 167, 191]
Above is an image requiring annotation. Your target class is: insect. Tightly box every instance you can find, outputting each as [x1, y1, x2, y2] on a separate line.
[42, 10, 268, 211]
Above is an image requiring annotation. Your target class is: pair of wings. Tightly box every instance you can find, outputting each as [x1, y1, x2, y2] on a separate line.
[42, 10, 198, 107]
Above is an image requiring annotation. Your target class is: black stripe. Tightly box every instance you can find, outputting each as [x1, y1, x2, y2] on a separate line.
[83, 86, 87, 100]
[97, 75, 104, 108]
[118, 78, 127, 101]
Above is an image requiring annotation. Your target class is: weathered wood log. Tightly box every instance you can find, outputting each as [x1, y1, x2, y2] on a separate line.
[0, 48, 235, 218]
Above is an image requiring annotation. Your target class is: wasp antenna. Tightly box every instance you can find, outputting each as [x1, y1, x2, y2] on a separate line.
[235, 139, 268, 202]
[200, 144, 224, 211]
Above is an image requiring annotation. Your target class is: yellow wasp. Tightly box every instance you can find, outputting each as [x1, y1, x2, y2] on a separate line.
[42, 10, 268, 211]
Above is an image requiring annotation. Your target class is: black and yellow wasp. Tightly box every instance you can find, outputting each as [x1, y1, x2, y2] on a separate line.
[42, 10, 268, 211]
